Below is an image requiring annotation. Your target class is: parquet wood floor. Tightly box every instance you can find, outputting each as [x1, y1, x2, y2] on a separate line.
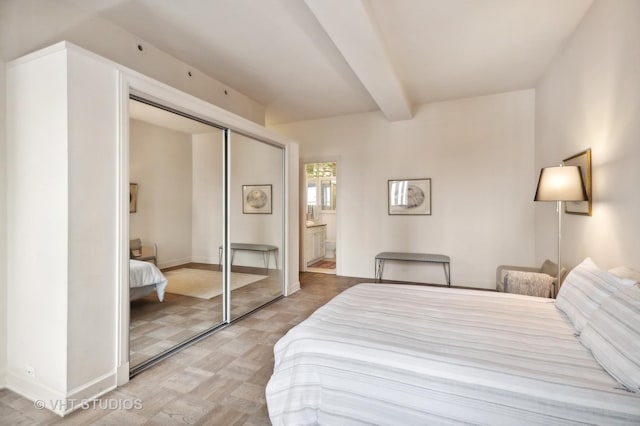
[0, 272, 372, 425]
[130, 263, 283, 368]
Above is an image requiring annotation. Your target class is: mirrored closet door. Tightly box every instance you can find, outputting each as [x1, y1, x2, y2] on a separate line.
[227, 132, 285, 320]
[128, 99, 226, 369]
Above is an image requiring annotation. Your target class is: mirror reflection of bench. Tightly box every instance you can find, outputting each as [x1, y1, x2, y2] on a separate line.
[218, 243, 279, 274]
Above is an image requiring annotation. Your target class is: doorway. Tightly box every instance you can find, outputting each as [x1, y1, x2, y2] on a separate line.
[304, 162, 337, 275]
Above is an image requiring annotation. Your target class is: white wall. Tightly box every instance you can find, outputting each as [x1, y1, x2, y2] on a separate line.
[192, 132, 224, 264]
[7, 49, 71, 398]
[66, 49, 119, 392]
[131, 121, 285, 271]
[534, 0, 640, 272]
[129, 119, 193, 268]
[272, 90, 536, 288]
[0, 58, 7, 387]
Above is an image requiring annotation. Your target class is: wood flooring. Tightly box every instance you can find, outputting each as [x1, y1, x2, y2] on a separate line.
[0, 272, 373, 425]
[130, 263, 283, 368]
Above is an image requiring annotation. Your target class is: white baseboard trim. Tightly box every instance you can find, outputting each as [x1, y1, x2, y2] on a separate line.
[116, 362, 130, 386]
[286, 280, 301, 296]
[0, 368, 6, 389]
[6, 369, 66, 416]
[157, 257, 192, 269]
[190, 256, 218, 265]
[64, 371, 117, 416]
[6, 369, 117, 416]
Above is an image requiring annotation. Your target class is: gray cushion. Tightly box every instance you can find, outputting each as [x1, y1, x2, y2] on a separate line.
[504, 270, 554, 298]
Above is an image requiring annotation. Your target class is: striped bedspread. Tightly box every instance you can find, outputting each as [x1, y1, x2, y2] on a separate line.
[266, 284, 640, 425]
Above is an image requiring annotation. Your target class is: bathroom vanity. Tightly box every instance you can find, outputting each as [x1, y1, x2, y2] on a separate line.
[305, 223, 326, 266]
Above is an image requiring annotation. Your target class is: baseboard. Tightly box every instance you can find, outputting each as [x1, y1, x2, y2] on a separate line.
[158, 257, 193, 270]
[286, 280, 301, 296]
[7, 369, 117, 416]
[0, 368, 6, 389]
[64, 371, 117, 416]
[6, 369, 66, 416]
[116, 362, 130, 386]
[190, 256, 217, 265]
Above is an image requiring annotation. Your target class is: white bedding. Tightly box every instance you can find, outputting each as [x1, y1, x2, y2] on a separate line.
[129, 259, 167, 302]
[266, 283, 640, 425]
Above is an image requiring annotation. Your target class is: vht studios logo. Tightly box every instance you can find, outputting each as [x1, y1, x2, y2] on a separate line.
[34, 398, 143, 411]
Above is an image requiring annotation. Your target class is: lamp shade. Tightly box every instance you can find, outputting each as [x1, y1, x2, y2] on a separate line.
[534, 165, 587, 201]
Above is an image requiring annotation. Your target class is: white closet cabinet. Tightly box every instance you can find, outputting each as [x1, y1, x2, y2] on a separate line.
[7, 42, 300, 416]
[7, 43, 120, 414]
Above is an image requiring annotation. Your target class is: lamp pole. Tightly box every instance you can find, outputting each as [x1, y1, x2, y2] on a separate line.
[556, 199, 562, 298]
[534, 165, 587, 298]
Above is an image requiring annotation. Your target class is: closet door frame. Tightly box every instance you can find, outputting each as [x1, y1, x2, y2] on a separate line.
[116, 72, 298, 386]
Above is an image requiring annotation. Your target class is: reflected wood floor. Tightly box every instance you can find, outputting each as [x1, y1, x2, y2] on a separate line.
[0, 273, 373, 425]
[130, 263, 283, 367]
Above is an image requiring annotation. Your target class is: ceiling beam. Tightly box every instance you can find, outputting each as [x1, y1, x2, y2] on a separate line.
[305, 0, 413, 121]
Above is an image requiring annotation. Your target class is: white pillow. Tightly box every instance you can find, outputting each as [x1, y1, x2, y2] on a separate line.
[580, 285, 640, 392]
[556, 258, 636, 332]
[608, 266, 640, 284]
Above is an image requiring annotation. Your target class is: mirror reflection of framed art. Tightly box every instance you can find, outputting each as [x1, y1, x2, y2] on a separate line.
[243, 184, 272, 214]
[388, 178, 431, 215]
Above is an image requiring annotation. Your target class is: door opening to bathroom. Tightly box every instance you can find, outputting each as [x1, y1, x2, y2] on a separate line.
[304, 162, 337, 275]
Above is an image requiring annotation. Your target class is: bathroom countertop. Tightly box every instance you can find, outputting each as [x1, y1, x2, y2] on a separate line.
[306, 222, 327, 228]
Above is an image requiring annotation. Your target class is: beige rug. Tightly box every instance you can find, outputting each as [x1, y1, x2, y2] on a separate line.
[164, 268, 267, 299]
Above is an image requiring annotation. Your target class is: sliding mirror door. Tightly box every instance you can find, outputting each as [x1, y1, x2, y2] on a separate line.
[227, 132, 284, 319]
[128, 99, 226, 369]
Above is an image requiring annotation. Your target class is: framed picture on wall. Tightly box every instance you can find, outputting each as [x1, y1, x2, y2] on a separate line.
[130, 183, 138, 213]
[563, 149, 592, 215]
[243, 184, 272, 214]
[388, 178, 431, 215]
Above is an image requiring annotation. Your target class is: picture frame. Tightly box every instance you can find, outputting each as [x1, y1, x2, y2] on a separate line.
[388, 178, 431, 215]
[129, 183, 138, 213]
[243, 184, 272, 214]
[562, 149, 592, 216]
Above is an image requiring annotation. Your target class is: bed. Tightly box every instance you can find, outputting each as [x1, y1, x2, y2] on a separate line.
[266, 259, 640, 425]
[129, 259, 168, 302]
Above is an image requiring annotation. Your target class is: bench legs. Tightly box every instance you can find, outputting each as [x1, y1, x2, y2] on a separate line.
[375, 258, 385, 281]
[443, 262, 451, 287]
[219, 247, 278, 275]
[375, 258, 451, 287]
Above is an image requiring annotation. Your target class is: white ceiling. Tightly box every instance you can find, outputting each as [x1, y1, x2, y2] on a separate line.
[1, 0, 594, 124]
